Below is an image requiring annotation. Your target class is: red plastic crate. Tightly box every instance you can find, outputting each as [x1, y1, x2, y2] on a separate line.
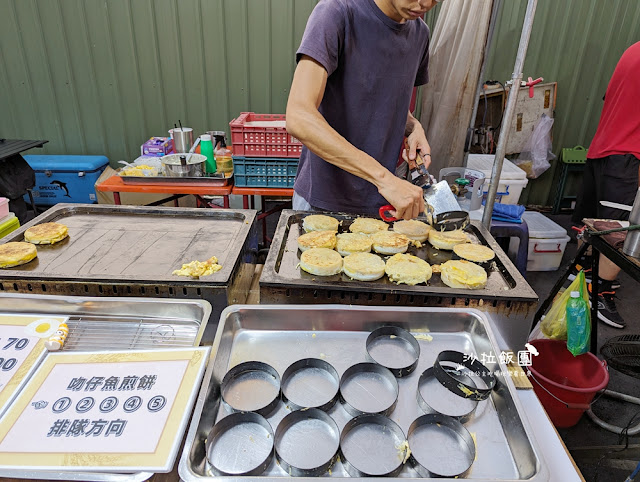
[229, 112, 302, 158]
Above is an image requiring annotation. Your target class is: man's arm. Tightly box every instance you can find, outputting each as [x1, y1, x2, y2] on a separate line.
[286, 56, 424, 220]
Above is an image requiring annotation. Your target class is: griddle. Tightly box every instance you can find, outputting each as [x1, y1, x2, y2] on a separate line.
[0, 204, 258, 342]
[260, 211, 538, 350]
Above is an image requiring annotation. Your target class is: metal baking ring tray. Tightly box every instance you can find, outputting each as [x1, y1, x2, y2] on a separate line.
[340, 414, 407, 477]
[366, 325, 420, 377]
[220, 361, 281, 416]
[179, 305, 548, 481]
[0, 292, 211, 482]
[340, 362, 399, 416]
[281, 358, 339, 411]
[205, 412, 274, 476]
[274, 408, 340, 476]
[408, 413, 476, 478]
[417, 366, 479, 423]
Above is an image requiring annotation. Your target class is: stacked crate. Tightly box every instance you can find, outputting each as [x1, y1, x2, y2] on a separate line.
[230, 113, 301, 188]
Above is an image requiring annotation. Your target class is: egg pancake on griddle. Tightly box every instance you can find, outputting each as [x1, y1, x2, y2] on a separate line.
[428, 229, 470, 250]
[371, 231, 410, 255]
[349, 217, 388, 235]
[298, 230, 337, 252]
[299, 248, 343, 276]
[0, 242, 38, 268]
[24, 222, 69, 245]
[302, 214, 340, 233]
[385, 253, 432, 285]
[336, 233, 372, 256]
[393, 219, 431, 242]
[343, 252, 386, 281]
[440, 260, 487, 290]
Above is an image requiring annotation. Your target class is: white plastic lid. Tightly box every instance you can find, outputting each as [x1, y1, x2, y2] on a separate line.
[201, 134, 211, 141]
[522, 211, 568, 239]
[570, 291, 579, 298]
[467, 154, 528, 180]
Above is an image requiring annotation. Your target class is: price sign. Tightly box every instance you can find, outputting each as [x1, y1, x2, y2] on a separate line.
[0, 314, 67, 417]
[0, 347, 209, 472]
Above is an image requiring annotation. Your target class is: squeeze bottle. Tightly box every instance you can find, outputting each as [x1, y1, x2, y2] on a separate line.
[200, 134, 216, 173]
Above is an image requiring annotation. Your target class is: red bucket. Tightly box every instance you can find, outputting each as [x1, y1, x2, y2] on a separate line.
[528, 339, 609, 428]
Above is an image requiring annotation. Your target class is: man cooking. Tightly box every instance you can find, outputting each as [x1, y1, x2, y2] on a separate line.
[286, 0, 439, 220]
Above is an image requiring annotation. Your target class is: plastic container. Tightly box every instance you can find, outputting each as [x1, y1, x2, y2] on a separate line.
[200, 134, 216, 174]
[0, 198, 8, 219]
[508, 211, 570, 271]
[467, 154, 528, 204]
[0, 213, 19, 239]
[528, 339, 609, 428]
[23, 155, 109, 205]
[215, 140, 234, 174]
[233, 156, 298, 188]
[230, 112, 302, 158]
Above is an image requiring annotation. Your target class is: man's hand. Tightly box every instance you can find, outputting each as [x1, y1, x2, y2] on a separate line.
[404, 113, 431, 170]
[378, 174, 424, 220]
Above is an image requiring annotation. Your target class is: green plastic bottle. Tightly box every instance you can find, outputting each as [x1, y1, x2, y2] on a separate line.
[200, 134, 216, 174]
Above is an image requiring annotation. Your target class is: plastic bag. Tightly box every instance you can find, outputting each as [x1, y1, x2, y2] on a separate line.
[540, 270, 587, 340]
[515, 113, 556, 179]
[566, 272, 591, 356]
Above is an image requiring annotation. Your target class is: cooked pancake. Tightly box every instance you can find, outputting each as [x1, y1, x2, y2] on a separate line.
[0, 242, 38, 268]
[343, 252, 386, 281]
[393, 219, 431, 242]
[349, 217, 389, 235]
[453, 243, 495, 264]
[385, 253, 432, 285]
[336, 232, 372, 256]
[439, 260, 487, 290]
[371, 231, 410, 255]
[24, 222, 69, 245]
[298, 230, 337, 252]
[299, 248, 343, 276]
[428, 229, 470, 250]
[302, 214, 340, 233]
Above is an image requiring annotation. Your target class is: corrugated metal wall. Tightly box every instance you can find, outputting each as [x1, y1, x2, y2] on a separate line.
[1, 0, 639, 205]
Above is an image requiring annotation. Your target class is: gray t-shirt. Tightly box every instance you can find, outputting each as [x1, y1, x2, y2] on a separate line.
[294, 0, 430, 215]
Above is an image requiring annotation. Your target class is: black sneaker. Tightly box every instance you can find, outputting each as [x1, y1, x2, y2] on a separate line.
[596, 291, 627, 329]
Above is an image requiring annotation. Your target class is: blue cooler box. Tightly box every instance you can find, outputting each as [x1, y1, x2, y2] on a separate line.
[23, 155, 109, 205]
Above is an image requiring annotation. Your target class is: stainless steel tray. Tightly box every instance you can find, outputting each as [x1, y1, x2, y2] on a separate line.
[0, 292, 212, 482]
[179, 305, 547, 481]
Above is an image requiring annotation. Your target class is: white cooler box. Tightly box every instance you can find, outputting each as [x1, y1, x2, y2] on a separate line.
[467, 154, 528, 204]
[509, 211, 570, 271]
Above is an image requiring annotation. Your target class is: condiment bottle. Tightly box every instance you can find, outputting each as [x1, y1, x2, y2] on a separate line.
[215, 138, 234, 174]
[200, 134, 216, 174]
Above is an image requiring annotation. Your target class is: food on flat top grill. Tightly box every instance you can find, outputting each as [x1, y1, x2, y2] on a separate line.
[371, 231, 411, 255]
[173, 256, 222, 278]
[453, 243, 495, 265]
[302, 214, 340, 233]
[385, 253, 432, 286]
[336, 232, 373, 256]
[428, 229, 470, 250]
[297, 230, 337, 252]
[349, 217, 389, 234]
[439, 260, 487, 290]
[343, 252, 386, 281]
[0, 242, 38, 268]
[393, 219, 431, 242]
[300, 248, 343, 276]
[24, 222, 69, 245]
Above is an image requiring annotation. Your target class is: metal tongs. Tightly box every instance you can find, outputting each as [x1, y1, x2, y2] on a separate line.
[379, 141, 469, 231]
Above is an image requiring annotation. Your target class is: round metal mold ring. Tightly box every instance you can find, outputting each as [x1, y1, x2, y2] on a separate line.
[417, 367, 478, 424]
[433, 350, 497, 401]
[274, 408, 340, 477]
[281, 358, 340, 411]
[365, 326, 420, 377]
[407, 413, 476, 478]
[205, 412, 274, 477]
[220, 361, 281, 416]
[339, 362, 399, 417]
[339, 414, 408, 477]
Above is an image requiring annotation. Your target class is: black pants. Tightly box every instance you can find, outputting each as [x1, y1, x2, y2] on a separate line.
[572, 154, 640, 224]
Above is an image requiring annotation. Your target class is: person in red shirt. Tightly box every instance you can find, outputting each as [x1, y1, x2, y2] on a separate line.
[573, 41, 640, 329]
